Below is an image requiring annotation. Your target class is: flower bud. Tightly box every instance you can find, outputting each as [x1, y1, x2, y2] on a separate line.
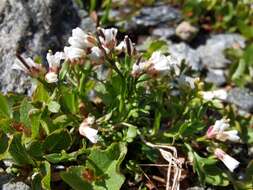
[45, 72, 58, 83]
[79, 116, 98, 143]
[214, 148, 240, 172]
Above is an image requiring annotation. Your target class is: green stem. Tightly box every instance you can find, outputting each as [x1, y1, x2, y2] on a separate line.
[107, 60, 124, 79]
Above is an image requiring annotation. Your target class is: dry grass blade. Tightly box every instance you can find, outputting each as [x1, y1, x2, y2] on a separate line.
[140, 137, 183, 190]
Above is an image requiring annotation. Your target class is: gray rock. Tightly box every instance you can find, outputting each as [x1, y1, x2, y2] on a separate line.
[186, 187, 204, 190]
[197, 34, 245, 69]
[77, 10, 96, 32]
[0, 0, 88, 94]
[205, 69, 226, 86]
[108, 8, 132, 21]
[169, 42, 202, 71]
[2, 181, 31, 190]
[227, 88, 253, 113]
[126, 4, 181, 30]
[0, 0, 7, 13]
[152, 27, 175, 39]
[186, 187, 215, 190]
[0, 174, 12, 187]
[175, 21, 198, 41]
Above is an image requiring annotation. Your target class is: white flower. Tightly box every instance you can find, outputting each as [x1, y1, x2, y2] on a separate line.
[177, 75, 198, 89]
[213, 89, 228, 100]
[86, 115, 95, 125]
[98, 27, 118, 50]
[45, 72, 58, 83]
[213, 119, 230, 133]
[201, 91, 215, 101]
[45, 51, 65, 83]
[131, 61, 149, 77]
[115, 36, 135, 56]
[115, 41, 125, 52]
[64, 46, 86, 61]
[79, 116, 98, 143]
[13, 57, 37, 73]
[13, 55, 45, 77]
[206, 119, 240, 142]
[146, 51, 180, 76]
[214, 148, 240, 172]
[89, 46, 104, 64]
[46, 51, 65, 69]
[216, 130, 240, 142]
[201, 89, 228, 101]
[131, 63, 142, 75]
[150, 51, 170, 73]
[167, 55, 180, 75]
[68, 27, 96, 49]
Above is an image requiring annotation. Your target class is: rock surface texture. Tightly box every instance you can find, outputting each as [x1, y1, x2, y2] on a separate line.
[125, 4, 181, 32]
[227, 88, 253, 113]
[197, 34, 245, 69]
[0, 0, 87, 94]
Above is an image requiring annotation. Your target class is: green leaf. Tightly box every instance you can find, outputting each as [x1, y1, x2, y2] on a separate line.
[86, 142, 127, 190]
[44, 148, 88, 164]
[0, 93, 11, 118]
[31, 172, 42, 190]
[179, 121, 205, 137]
[52, 115, 73, 130]
[32, 83, 49, 103]
[243, 44, 253, 66]
[44, 151, 74, 164]
[19, 98, 33, 127]
[0, 132, 9, 154]
[27, 140, 43, 159]
[124, 126, 137, 143]
[204, 164, 229, 186]
[245, 160, 253, 182]
[232, 59, 246, 80]
[0, 118, 11, 133]
[89, 0, 97, 12]
[30, 112, 41, 139]
[141, 144, 159, 163]
[61, 143, 127, 190]
[60, 87, 78, 114]
[186, 143, 225, 186]
[43, 129, 72, 153]
[143, 40, 168, 58]
[238, 21, 253, 39]
[9, 133, 34, 166]
[59, 61, 69, 80]
[48, 101, 61, 113]
[41, 161, 51, 190]
[60, 166, 93, 190]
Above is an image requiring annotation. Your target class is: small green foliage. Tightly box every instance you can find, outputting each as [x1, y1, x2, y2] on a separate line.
[9, 134, 35, 166]
[0, 132, 9, 155]
[0, 15, 252, 190]
[43, 129, 72, 153]
[60, 166, 93, 190]
[0, 93, 11, 118]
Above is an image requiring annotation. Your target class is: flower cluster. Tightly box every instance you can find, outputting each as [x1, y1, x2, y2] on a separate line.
[201, 89, 228, 101]
[13, 54, 46, 78]
[13, 27, 137, 84]
[131, 51, 180, 77]
[206, 119, 240, 172]
[45, 51, 65, 83]
[206, 119, 240, 142]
